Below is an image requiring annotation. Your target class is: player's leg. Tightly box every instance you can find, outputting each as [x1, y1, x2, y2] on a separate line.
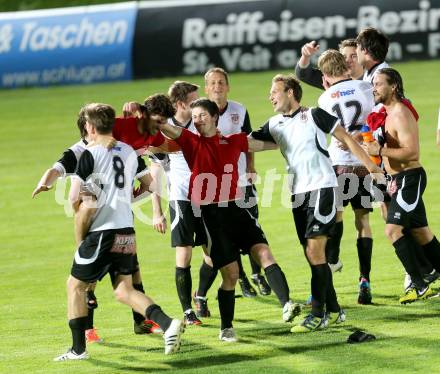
[218, 261, 239, 342]
[249, 254, 271, 295]
[194, 250, 216, 317]
[131, 264, 163, 334]
[84, 282, 103, 343]
[237, 254, 257, 297]
[112, 274, 184, 354]
[325, 211, 344, 272]
[354, 208, 373, 304]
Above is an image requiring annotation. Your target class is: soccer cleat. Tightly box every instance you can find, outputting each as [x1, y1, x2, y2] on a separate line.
[424, 269, 440, 285]
[193, 292, 211, 318]
[358, 278, 373, 305]
[54, 348, 88, 361]
[399, 285, 433, 304]
[251, 274, 271, 296]
[219, 327, 237, 342]
[163, 319, 185, 355]
[184, 310, 202, 325]
[328, 260, 343, 273]
[282, 300, 302, 323]
[325, 309, 346, 325]
[134, 319, 163, 335]
[239, 275, 257, 297]
[290, 313, 326, 333]
[85, 328, 103, 343]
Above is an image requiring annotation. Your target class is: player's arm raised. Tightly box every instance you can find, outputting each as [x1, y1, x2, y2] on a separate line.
[32, 168, 61, 198]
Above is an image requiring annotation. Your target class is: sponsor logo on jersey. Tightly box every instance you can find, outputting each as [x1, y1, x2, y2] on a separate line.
[230, 113, 240, 125]
[331, 89, 355, 99]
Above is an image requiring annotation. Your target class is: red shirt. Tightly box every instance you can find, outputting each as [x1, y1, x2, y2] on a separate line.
[176, 129, 248, 205]
[113, 117, 164, 154]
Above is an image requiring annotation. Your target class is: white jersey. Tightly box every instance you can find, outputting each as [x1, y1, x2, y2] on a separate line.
[252, 107, 338, 194]
[75, 141, 148, 231]
[53, 139, 88, 177]
[218, 100, 252, 187]
[318, 79, 375, 166]
[362, 61, 389, 84]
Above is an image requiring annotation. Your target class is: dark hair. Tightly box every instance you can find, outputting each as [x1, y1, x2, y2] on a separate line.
[272, 74, 303, 102]
[377, 68, 405, 100]
[143, 94, 176, 118]
[168, 81, 199, 105]
[356, 27, 389, 62]
[83, 103, 115, 135]
[190, 98, 220, 120]
[77, 107, 87, 138]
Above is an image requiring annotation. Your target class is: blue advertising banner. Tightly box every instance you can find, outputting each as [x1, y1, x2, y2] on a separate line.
[0, 2, 136, 88]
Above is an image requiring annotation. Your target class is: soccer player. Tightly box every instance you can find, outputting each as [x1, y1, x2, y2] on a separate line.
[54, 103, 184, 361]
[295, 38, 364, 90]
[317, 49, 376, 304]
[250, 74, 383, 332]
[355, 28, 389, 84]
[363, 68, 440, 304]
[158, 98, 301, 342]
[200, 67, 271, 298]
[148, 81, 210, 324]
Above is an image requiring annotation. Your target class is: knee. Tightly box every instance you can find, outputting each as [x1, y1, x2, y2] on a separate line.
[176, 246, 192, 267]
[251, 244, 274, 268]
[385, 225, 402, 242]
[113, 285, 130, 304]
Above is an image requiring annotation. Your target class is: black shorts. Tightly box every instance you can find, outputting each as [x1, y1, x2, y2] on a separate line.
[386, 167, 428, 228]
[201, 201, 268, 270]
[334, 166, 375, 211]
[291, 187, 336, 246]
[241, 184, 259, 219]
[169, 200, 207, 247]
[71, 227, 137, 283]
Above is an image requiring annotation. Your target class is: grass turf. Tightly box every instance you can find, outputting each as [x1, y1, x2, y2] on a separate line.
[1, 60, 440, 373]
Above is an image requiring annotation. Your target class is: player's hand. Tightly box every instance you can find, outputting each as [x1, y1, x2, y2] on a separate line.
[246, 167, 258, 184]
[32, 184, 51, 198]
[362, 140, 381, 156]
[153, 213, 167, 234]
[335, 139, 349, 151]
[301, 40, 320, 58]
[369, 165, 386, 184]
[122, 102, 141, 118]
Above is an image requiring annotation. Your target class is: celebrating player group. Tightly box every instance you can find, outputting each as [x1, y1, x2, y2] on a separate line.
[32, 27, 440, 361]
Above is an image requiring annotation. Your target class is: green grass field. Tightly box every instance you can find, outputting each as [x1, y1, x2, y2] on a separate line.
[1, 60, 440, 373]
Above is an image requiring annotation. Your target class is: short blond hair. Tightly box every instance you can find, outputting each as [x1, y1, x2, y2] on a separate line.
[317, 49, 349, 77]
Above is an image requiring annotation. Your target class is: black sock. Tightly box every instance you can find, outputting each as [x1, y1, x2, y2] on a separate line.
[422, 236, 440, 273]
[249, 255, 261, 275]
[218, 288, 235, 330]
[132, 283, 146, 324]
[264, 263, 289, 306]
[85, 309, 94, 330]
[175, 266, 192, 312]
[237, 256, 245, 278]
[393, 236, 426, 289]
[357, 237, 373, 281]
[325, 265, 340, 313]
[326, 221, 343, 264]
[197, 261, 218, 297]
[145, 304, 172, 332]
[310, 264, 328, 318]
[414, 243, 433, 274]
[69, 316, 87, 354]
